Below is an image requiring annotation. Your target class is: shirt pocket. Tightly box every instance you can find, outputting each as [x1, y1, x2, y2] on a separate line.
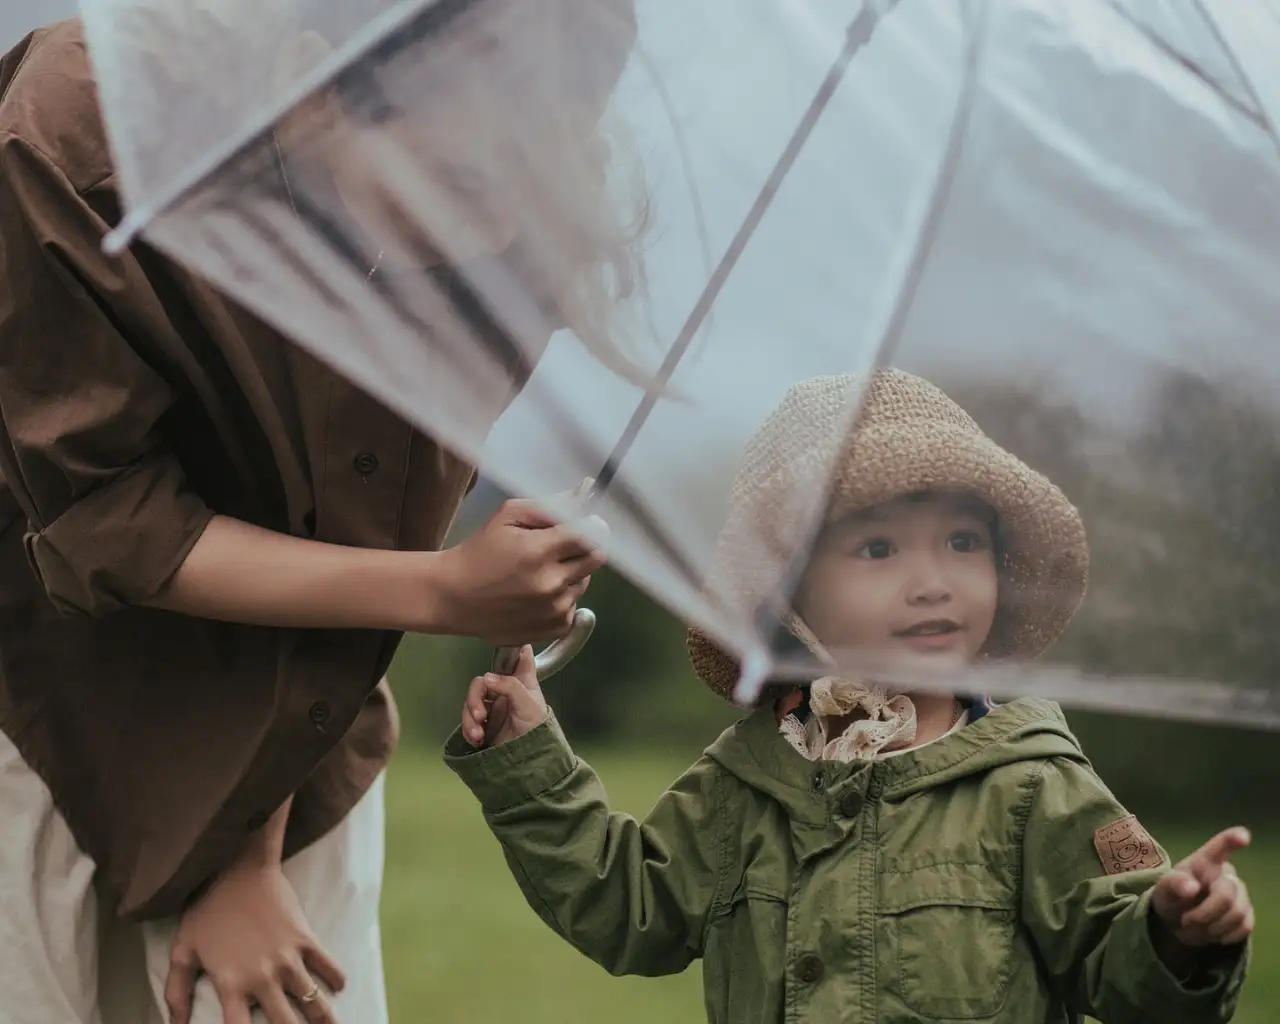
[879, 862, 1017, 1020]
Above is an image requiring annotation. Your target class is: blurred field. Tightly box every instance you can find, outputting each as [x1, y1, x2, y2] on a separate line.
[382, 742, 1276, 1024]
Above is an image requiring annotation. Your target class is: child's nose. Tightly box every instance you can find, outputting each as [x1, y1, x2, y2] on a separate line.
[905, 554, 951, 603]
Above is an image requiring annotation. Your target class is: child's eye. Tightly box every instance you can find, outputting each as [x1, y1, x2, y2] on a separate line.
[948, 529, 987, 554]
[856, 538, 896, 559]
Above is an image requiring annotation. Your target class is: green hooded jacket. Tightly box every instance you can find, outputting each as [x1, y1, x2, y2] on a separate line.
[444, 698, 1247, 1023]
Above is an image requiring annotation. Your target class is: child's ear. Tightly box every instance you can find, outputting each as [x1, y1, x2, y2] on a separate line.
[272, 29, 344, 139]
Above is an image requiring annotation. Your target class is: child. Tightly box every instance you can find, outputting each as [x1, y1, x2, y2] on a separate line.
[445, 368, 1252, 1023]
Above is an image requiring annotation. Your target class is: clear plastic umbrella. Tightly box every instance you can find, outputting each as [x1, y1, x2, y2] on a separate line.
[79, 0, 1280, 727]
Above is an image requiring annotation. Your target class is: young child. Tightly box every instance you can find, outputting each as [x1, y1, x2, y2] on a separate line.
[445, 368, 1253, 1023]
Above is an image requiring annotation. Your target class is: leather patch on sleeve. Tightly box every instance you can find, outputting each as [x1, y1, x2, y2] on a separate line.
[1094, 814, 1163, 875]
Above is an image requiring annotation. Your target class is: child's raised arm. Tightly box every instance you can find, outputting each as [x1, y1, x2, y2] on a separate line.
[445, 669, 724, 978]
[1020, 759, 1249, 1023]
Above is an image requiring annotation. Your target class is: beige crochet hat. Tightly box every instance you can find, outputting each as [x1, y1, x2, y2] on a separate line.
[687, 368, 1090, 701]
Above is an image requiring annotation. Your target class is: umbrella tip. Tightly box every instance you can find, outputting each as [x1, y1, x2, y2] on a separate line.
[102, 213, 145, 256]
[731, 647, 773, 707]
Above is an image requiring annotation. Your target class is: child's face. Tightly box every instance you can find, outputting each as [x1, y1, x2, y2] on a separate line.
[795, 492, 999, 681]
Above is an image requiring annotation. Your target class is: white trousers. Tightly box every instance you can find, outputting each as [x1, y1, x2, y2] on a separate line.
[0, 728, 389, 1024]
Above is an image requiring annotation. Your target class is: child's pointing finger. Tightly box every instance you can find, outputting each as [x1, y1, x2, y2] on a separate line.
[1181, 828, 1250, 889]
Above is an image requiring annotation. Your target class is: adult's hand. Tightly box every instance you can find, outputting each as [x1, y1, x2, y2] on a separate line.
[165, 862, 344, 1024]
[429, 498, 608, 646]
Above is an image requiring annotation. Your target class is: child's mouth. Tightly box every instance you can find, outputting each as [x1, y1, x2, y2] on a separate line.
[894, 619, 963, 650]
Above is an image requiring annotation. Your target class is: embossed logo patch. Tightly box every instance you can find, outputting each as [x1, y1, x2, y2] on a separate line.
[1094, 814, 1162, 875]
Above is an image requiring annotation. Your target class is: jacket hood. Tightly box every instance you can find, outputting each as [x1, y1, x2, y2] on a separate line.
[705, 698, 1086, 824]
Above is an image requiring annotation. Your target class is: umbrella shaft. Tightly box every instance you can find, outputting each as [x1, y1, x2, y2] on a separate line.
[591, 3, 896, 503]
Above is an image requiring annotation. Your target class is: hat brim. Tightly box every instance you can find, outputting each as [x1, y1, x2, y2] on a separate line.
[688, 422, 1089, 702]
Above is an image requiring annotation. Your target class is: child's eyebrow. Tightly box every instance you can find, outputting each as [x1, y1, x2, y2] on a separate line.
[953, 498, 994, 518]
[954, 498, 999, 523]
[839, 495, 995, 526]
[848, 508, 890, 523]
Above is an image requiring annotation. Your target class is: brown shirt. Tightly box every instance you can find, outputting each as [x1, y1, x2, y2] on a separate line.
[0, 22, 492, 919]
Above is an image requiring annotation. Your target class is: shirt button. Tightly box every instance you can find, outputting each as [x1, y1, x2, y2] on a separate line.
[796, 953, 825, 984]
[353, 452, 379, 475]
[840, 789, 865, 817]
[246, 810, 269, 832]
[309, 701, 332, 727]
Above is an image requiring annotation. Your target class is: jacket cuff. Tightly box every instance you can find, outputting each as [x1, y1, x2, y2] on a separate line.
[1120, 888, 1249, 1020]
[24, 451, 214, 616]
[443, 711, 577, 812]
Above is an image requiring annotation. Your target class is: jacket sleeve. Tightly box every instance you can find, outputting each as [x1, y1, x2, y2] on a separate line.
[443, 712, 724, 977]
[0, 131, 214, 615]
[1021, 757, 1248, 1023]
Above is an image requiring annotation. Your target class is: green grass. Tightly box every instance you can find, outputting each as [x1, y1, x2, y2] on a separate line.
[382, 745, 1276, 1024]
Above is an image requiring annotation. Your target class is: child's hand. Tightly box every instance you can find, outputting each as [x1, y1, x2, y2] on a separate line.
[1151, 827, 1254, 960]
[462, 645, 548, 748]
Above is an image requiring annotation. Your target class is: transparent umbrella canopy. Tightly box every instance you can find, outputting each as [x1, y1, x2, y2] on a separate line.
[79, 0, 1280, 727]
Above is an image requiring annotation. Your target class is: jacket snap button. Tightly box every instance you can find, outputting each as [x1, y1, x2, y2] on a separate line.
[353, 452, 379, 475]
[309, 701, 332, 727]
[811, 773, 826, 792]
[796, 953, 825, 984]
[839, 789, 865, 817]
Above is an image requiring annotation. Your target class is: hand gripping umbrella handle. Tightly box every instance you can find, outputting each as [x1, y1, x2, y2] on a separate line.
[492, 478, 598, 680]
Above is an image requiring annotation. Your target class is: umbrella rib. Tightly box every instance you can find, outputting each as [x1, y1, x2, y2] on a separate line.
[1187, 0, 1280, 155]
[504, 374, 705, 583]
[590, 1, 901, 500]
[1101, 0, 1268, 129]
[740, 0, 992, 687]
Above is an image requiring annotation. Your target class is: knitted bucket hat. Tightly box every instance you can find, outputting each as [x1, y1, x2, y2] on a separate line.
[687, 368, 1090, 701]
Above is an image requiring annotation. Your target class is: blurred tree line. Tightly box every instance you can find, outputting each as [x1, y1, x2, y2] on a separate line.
[393, 366, 1279, 825]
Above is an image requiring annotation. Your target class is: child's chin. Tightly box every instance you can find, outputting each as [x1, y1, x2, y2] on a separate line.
[880, 648, 972, 692]
[824, 645, 973, 693]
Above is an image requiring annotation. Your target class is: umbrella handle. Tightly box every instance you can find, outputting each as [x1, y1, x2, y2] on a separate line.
[492, 607, 597, 681]
[492, 477, 599, 679]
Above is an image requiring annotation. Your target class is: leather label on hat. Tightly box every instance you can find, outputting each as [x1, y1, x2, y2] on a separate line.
[1093, 814, 1162, 875]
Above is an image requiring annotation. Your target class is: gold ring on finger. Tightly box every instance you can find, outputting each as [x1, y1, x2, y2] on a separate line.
[299, 982, 321, 1004]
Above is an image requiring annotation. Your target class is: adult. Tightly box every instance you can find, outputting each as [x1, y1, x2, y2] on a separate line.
[0, 2, 639, 1021]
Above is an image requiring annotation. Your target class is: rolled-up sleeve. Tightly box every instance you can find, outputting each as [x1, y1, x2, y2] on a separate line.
[0, 130, 213, 615]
